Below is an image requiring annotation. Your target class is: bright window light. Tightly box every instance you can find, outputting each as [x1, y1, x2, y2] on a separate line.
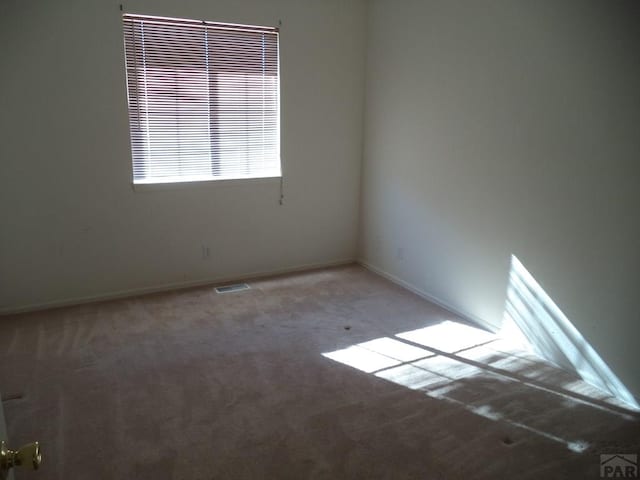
[358, 337, 433, 362]
[322, 345, 401, 373]
[502, 254, 639, 410]
[323, 317, 635, 452]
[122, 14, 280, 184]
[396, 320, 496, 353]
[375, 364, 449, 390]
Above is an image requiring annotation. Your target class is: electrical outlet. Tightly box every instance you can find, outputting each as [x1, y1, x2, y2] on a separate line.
[201, 245, 210, 259]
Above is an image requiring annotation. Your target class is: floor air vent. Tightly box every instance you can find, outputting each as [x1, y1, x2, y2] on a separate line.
[215, 283, 250, 294]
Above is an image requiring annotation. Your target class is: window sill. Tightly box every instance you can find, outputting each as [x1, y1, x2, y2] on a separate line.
[132, 175, 281, 192]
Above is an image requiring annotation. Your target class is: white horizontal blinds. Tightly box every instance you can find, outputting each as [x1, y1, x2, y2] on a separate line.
[210, 29, 279, 179]
[123, 14, 280, 183]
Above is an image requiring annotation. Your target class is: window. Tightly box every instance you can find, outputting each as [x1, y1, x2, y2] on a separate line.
[122, 14, 280, 184]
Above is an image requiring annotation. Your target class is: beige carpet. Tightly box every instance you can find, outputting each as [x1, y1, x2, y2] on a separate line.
[1, 265, 638, 479]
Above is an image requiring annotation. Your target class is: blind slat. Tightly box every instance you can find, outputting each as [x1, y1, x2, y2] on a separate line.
[123, 13, 280, 184]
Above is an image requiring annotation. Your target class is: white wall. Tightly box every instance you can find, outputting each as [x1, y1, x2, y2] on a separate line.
[360, 0, 640, 397]
[0, 0, 366, 312]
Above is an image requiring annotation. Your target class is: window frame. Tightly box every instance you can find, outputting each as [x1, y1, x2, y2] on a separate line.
[122, 13, 282, 187]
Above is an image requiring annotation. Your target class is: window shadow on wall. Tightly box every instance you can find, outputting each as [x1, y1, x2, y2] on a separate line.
[501, 254, 639, 410]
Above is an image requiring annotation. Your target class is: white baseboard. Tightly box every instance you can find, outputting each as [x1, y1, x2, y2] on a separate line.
[357, 258, 496, 332]
[0, 258, 355, 315]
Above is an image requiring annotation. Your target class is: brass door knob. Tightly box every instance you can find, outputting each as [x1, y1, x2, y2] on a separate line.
[1, 441, 41, 476]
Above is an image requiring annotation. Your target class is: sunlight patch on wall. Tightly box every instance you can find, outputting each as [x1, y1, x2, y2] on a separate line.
[501, 254, 639, 410]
